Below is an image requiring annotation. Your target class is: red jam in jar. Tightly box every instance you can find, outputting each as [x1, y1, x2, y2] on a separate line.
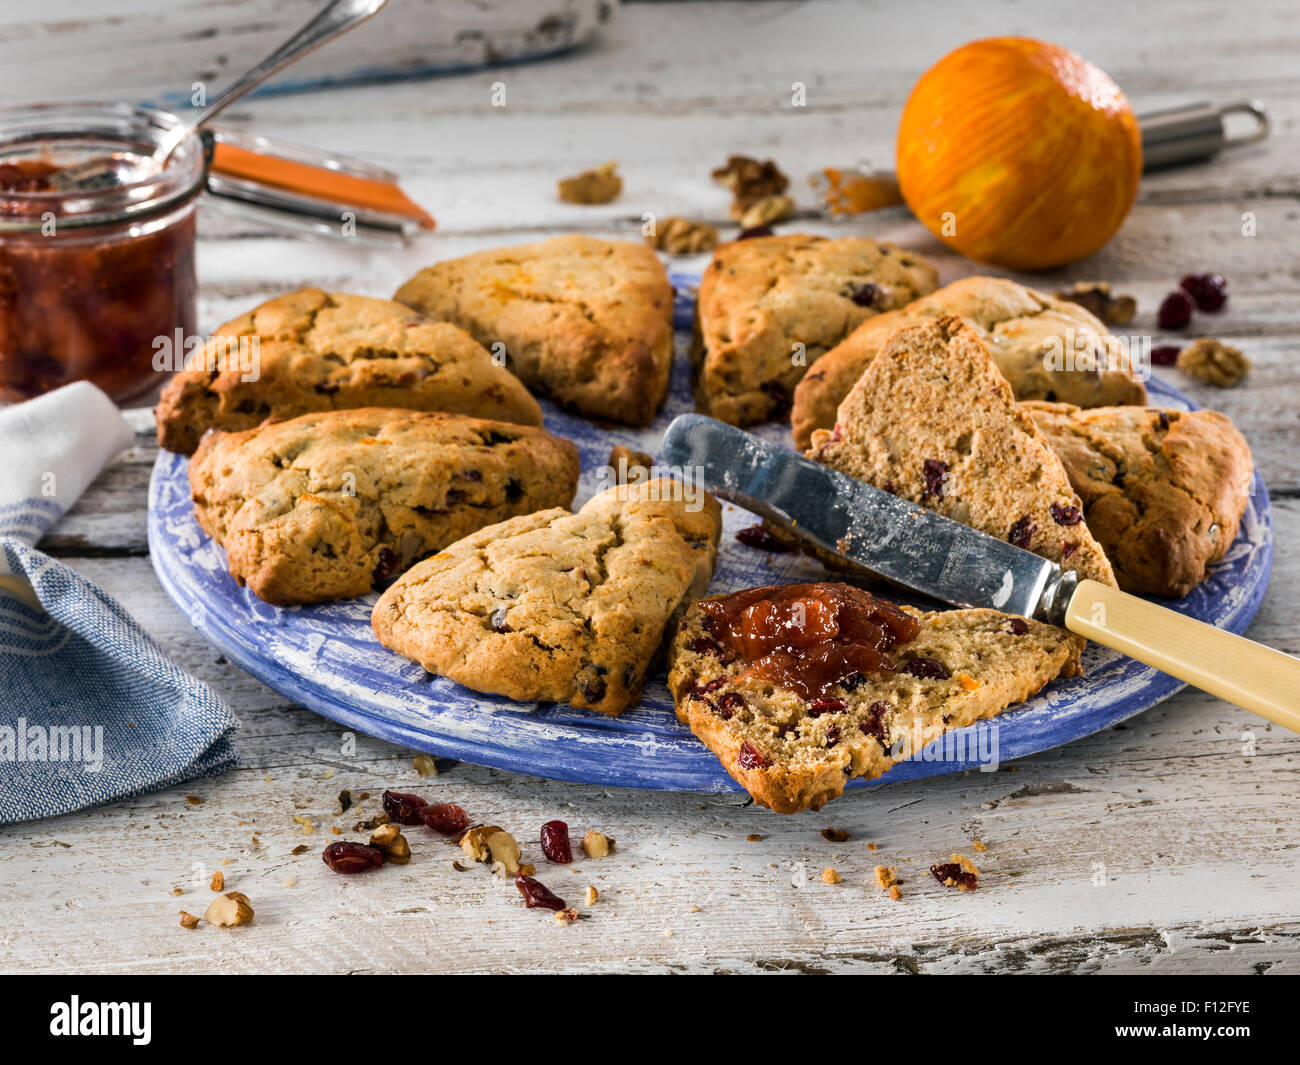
[0, 103, 203, 404]
[697, 582, 920, 699]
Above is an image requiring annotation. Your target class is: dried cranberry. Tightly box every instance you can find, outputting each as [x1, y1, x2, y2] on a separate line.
[1008, 618, 1029, 636]
[861, 701, 890, 745]
[840, 672, 866, 692]
[688, 636, 724, 656]
[515, 873, 566, 911]
[382, 790, 428, 826]
[540, 820, 573, 864]
[1009, 516, 1036, 549]
[922, 458, 948, 499]
[1156, 410, 1170, 430]
[716, 691, 745, 719]
[418, 802, 469, 836]
[737, 225, 774, 240]
[1151, 344, 1181, 366]
[735, 523, 791, 553]
[1179, 273, 1227, 312]
[1050, 502, 1083, 526]
[372, 548, 401, 583]
[322, 841, 384, 873]
[737, 741, 772, 770]
[902, 657, 951, 680]
[808, 697, 846, 716]
[1062, 540, 1079, 559]
[824, 725, 842, 747]
[1157, 290, 1193, 330]
[844, 281, 885, 309]
[689, 677, 727, 701]
[930, 862, 978, 890]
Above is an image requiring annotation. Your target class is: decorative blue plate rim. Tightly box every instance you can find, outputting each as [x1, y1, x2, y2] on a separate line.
[147, 274, 1273, 794]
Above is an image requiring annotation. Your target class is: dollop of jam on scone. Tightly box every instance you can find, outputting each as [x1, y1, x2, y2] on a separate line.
[668, 581, 1081, 814]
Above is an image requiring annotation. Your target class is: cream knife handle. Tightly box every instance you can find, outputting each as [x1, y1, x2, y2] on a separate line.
[1065, 579, 1300, 731]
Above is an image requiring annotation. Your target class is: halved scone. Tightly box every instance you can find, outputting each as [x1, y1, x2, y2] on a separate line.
[791, 276, 1148, 450]
[372, 479, 722, 715]
[668, 583, 1081, 813]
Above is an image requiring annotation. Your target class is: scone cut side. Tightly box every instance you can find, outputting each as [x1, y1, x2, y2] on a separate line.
[1025, 401, 1254, 597]
[791, 275, 1149, 451]
[156, 288, 543, 455]
[668, 597, 1081, 814]
[393, 235, 675, 426]
[372, 478, 723, 715]
[691, 233, 939, 427]
[189, 408, 580, 606]
[809, 316, 1117, 591]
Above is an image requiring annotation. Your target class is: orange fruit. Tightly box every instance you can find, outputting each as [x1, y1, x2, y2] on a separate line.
[897, 37, 1142, 270]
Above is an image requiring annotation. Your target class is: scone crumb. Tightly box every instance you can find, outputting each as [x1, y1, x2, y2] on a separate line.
[1055, 281, 1137, 327]
[554, 907, 579, 925]
[519, 863, 537, 877]
[686, 904, 702, 913]
[822, 867, 843, 885]
[821, 827, 850, 842]
[582, 829, 615, 858]
[557, 161, 622, 205]
[179, 911, 199, 929]
[874, 865, 898, 892]
[291, 844, 310, 856]
[209, 871, 224, 892]
[712, 155, 789, 219]
[185, 795, 203, 806]
[867, 842, 879, 852]
[973, 840, 987, 852]
[647, 216, 718, 256]
[292, 815, 314, 835]
[888, 885, 903, 901]
[746, 833, 762, 842]
[1177, 337, 1250, 387]
[585, 885, 599, 905]
[607, 445, 656, 483]
[171, 887, 183, 897]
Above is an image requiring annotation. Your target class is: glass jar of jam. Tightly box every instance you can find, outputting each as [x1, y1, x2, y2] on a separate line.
[0, 103, 203, 404]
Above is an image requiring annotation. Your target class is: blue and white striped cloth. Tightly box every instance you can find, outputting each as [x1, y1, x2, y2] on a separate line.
[0, 383, 238, 823]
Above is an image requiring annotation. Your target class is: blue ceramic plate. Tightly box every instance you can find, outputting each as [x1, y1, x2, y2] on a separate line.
[148, 275, 1273, 792]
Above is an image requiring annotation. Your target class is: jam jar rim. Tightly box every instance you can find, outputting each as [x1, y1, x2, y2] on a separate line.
[0, 100, 206, 233]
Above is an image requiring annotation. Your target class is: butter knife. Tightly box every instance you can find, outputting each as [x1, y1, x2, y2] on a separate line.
[662, 414, 1300, 731]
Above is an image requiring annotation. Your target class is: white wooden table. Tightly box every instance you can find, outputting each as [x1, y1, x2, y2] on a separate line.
[3, 0, 1299, 974]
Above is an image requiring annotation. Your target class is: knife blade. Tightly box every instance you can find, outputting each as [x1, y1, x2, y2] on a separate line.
[662, 413, 1077, 622]
[662, 413, 1300, 729]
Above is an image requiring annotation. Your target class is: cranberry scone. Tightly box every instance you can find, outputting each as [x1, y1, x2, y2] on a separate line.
[809, 316, 1116, 589]
[691, 234, 938, 426]
[394, 235, 674, 426]
[189, 409, 579, 606]
[156, 288, 543, 455]
[1024, 401, 1254, 597]
[372, 479, 722, 715]
[668, 583, 1081, 813]
[791, 276, 1148, 450]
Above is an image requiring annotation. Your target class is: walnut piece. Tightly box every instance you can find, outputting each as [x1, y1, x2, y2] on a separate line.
[711, 155, 789, 218]
[460, 825, 522, 876]
[738, 193, 794, 228]
[581, 829, 615, 858]
[1177, 337, 1250, 387]
[204, 892, 254, 928]
[554, 908, 579, 924]
[585, 885, 599, 905]
[821, 827, 850, 843]
[1055, 281, 1137, 327]
[412, 753, 438, 778]
[647, 215, 719, 256]
[179, 911, 200, 929]
[557, 161, 622, 205]
[607, 445, 656, 484]
[369, 823, 412, 865]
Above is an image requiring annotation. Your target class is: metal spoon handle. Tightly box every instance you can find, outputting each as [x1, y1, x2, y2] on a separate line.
[155, 0, 389, 162]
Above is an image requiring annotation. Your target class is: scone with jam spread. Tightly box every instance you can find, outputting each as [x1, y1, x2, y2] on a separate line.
[668, 583, 1081, 814]
[395, 235, 675, 426]
[190, 409, 579, 606]
[791, 276, 1148, 450]
[372, 479, 722, 715]
[691, 233, 938, 427]
[156, 288, 542, 455]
